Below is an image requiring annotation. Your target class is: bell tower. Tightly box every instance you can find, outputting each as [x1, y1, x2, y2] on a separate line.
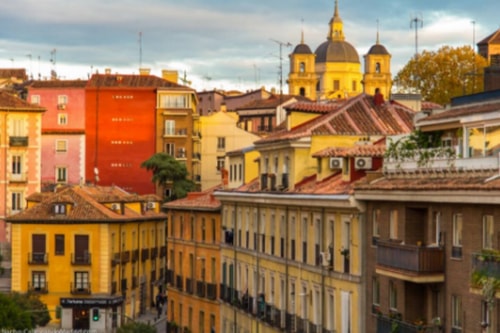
[288, 31, 318, 100]
[363, 29, 392, 99]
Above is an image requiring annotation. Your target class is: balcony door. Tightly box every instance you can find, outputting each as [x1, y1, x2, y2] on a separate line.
[75, 235, 89, 263]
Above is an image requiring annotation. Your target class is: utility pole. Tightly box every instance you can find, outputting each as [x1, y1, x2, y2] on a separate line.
[410, 14, 423, 59]
[271, 39, 291, 129]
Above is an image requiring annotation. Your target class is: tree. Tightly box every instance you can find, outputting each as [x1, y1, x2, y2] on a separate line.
[118, 322, 156, 333]
[393, 45, 488, 105]
[0, 293, 33, 329]
[10, 291, 51, 327]
[141, 153, 196, 201]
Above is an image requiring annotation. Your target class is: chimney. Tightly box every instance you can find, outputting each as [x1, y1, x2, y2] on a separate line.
[139, 68, 151, 76]
[105, 68, 112, 75]
[484, 54, 500, 92]
[162, 70, 178, 83]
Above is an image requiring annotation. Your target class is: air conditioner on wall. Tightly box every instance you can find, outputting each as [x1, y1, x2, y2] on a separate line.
[329, 157, 343, 169]
[355, 157, 372, 170]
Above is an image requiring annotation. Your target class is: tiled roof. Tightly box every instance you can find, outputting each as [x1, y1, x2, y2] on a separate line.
[313, 143, 386, 158]
[236, 94, 310, 110]
[418, 99, 500, 123]
[354, 170, 500, 191]
[0, 90, 45, 110]
[87, 74, 191, 89]
[478, 29, 500, 45]
[285, 100, 346, 114]
[0, 68, 27, 79]
[7, 185, 165, 223]
[30, 80, 88, 88]
[163, 185, 222, 210]
[421, 101, 444, 111]
[293, 172, 355, 194]
[256, 94, 414, 144]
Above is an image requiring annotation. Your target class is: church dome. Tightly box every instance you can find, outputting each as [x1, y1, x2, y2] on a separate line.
[315, 40, 360, 63]
[292, 43, 313, 55]
[367, 43, 389, 55]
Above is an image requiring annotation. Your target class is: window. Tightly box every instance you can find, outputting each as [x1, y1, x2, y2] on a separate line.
[389, 209, 398, 240]
[54, 203, 66, 214]
[56, 167, 67, 183]
[452, 213, 463, 258]
[375, 62, 381, 73]
[211, 218, 216, 243]
[373, 277, 380, 305]
[164, 120, 175, 135]
[56, 140, 67, 152]
[159, 94, 190, 108]
[58, 113, 67, 125]
[58, 95, 68, 105]
[164, 143, 175, 156]
[481, 300, 490, 328]
[389, 281, 397, 310]
[201, 218, 206, 241]
[31, 95, 40, 105]
[74, 271, 89, 290]
[333, 80, 340, 91]
[12, 192, 22, 212]
[55, 234, 65, 255]
[216, 157, 225, 172]
[372, 209, 380, 238]
[12, 155, 22, 176]
[217, 137, 226, 150]
[32, 234, 46, 263]
[32, 271, 46, 291]
[299, 62, 305, 72]
[483, 215, 494, 249]
[451, 295, 462, 328]
[75, 235, 90, 263]
[352, 80, 357, 91]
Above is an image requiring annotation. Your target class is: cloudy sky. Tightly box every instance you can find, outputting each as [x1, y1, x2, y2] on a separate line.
[0, 0, 498, 92]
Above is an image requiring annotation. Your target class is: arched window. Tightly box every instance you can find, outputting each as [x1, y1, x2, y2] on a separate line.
[375, 62, 381, 73]
[299, 87, 306, 96]
[299, 62, 305, 73]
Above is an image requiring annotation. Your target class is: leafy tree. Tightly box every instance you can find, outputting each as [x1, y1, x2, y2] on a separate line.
[10, 291, 51, 327]
[118, 322, 156, 333]
[393, 45, 488, 105]
[0, 293, 33, 329]
[141, 153, 196, 201]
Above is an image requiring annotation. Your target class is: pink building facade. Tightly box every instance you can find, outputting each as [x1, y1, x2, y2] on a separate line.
[27, 80, 87, 189]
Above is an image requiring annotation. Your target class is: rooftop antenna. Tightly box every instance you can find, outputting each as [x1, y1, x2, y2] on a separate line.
[26, 54, 32, 79]
[50, 48, 57, 80]
[270, 38, 292, 95]
[471, 20, 477, 92]
[138, 32, 143, 68]
[410, 14, 423, 59]
[179, 70, 191, 85]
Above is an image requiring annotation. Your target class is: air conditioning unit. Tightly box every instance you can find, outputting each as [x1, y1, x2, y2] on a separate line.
[329, 157, 343, 169]
[320, 251, 331, 266]
[355, 157, 372, 170]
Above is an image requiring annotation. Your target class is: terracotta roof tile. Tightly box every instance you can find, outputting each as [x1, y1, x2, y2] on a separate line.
[313, 144, 386, 158]
[30, 80, 88, 88]
[0, 68, 27, 79]
[285, 100, 346, 114]
[256, 94, 414, 144]
[0, 90, 45, 110]
[163, 185, 222, 210]
[293, 173, 354, 194]
[478, 29, 500, 45]
[236, 94, 310, 110]
[418, 99, 500, 123]
[7, 185, 165, 223]
[421, 101, 444, 111]
[87, 74, 192, 89]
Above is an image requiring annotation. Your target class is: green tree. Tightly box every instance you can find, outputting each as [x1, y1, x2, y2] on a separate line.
[0, 293, 33, 329]
[118, 322, 156, 333]
[10, 291, 51, 327]
[141, 153, 196, 201]
[394, 45, 488, 105]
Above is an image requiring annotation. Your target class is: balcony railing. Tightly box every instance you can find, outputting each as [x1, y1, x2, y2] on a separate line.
[160, 246, 166, 258]
[166, 269, 174, 285]
[384, 153, 499, 173]
[121, 278, 128, 291]
[141, 248, 150, 261]
[472, 251, 500, 286]
[196, 280, 206, 298]
[28, 252, 48, 265]
[207, 283, 217, 300]
[70, 282, 91, 294]
[131, 249, 139, 262]
[186, 278, 194, 294]
[28, 282, 48, 293]
[376, 315, 432, 333]
[111, 281, 117, 294]
[9, 136, 28, 147]
[377, 240, 445, 281]
[71, 252, 91, 265]
[121, 251, 130, 263]
[150, 247, 158, 259]
[132, 276, 138, 289]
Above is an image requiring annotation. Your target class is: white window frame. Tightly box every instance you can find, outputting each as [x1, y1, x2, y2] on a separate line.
[164, 120, 175, 135]
[165, 142, 175, 156]
[389, 209, 398, 240]
[58, 113, 68, 125]
[57, 95, 68, 105]
[56, 167, 67, 183]
[31, 95, 40, 105]
[12, 192, 22, 212]
[389, 281, 397, 311]
[453, 213, 463, 247]
[217, 137, 226, 150]
[12, 155, 22, 175]
[451, 295, 462, 328]
[56, 140, 67, 153]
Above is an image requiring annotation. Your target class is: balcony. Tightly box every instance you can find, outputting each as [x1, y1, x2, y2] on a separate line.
[9, 172, 28, 183]
[160, 246, 166, 258]
[132, 276, 138, 289]
[185, 278, 194, 294]
[376, 315, 433, 333]
[150, 247, 158, 259]
[121, 251, 130, 263]
[28, 252, 48, 265]
[111, 253, 120, 266]
[28, 282, 48, 294]
[376, 240, 445, 283]
[164, 128, 188, 137]
[196, 280, 206, 298]
[9, 136, 28, 147]
[471, 251, 500, 293]
[71, 252, 91, 265]
[166, 269, 174, 285]
[111, 281, 117, 294]
[70, 282, 91, 294]
[131, 249, 139, 262]
[151, 270, 157, 283]
[141, 248, 150, 262]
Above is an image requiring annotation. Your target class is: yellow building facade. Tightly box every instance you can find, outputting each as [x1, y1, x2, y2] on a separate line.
[164, 188, 222, 333]
[7, 185, 166, 332]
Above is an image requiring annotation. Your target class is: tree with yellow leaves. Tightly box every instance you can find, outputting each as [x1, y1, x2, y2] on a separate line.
[394, 45, 488, 105]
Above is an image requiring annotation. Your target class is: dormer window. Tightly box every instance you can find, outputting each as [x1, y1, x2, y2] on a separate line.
[54, 204, 66, 215]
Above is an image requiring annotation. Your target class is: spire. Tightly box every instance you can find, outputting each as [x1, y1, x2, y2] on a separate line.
[301, 29, 304, 44]
[328, 0, 344, 41]
[376, 19, 380, 44]
[334, 0, 339, 18]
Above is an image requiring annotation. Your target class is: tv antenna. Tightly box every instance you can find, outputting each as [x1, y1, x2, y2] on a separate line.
[410, 14, 423, 59]
[270, 39, 292, 95]
[50, 48, 57, 80]
[180, 70, 191, 85]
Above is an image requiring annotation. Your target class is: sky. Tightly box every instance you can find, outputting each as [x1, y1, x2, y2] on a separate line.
[0, 0, 499, 93]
